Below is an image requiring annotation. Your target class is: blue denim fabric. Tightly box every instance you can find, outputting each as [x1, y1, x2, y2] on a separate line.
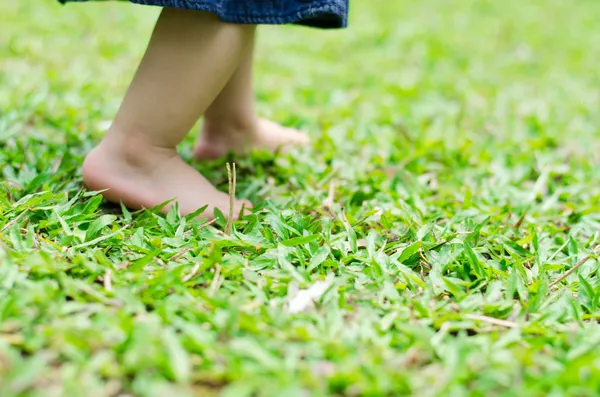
[60, 0, 349, 28]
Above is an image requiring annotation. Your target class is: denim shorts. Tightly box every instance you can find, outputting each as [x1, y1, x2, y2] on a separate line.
[59, 0, 349, 28]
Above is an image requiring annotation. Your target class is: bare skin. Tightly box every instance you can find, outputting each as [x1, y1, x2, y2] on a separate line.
[195, 118, 310, 160]
[82, 9, 254, 220]
[83, 8, 309, 220]
[194, 33, 309, 160]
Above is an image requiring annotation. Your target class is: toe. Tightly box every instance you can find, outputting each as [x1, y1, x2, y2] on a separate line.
[289, 128, 310, 145]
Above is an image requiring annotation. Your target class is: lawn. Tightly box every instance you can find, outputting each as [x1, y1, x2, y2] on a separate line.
[1, 0, 600, 396]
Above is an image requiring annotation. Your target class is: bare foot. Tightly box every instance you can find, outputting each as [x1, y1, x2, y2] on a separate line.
[82, 137, 251, 221]
[194, 118, 309, 160]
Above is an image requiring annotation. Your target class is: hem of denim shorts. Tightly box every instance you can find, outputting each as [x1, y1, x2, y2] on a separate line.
[59, 0, 348, 28]
[134, 0, 348, 28]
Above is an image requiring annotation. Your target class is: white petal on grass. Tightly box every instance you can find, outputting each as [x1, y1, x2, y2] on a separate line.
[288, 281, 331, 314]
[97, 120, 112, 131]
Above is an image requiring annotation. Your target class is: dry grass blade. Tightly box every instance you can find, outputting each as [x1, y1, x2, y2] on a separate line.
[322, 180, 335, 211]
[549, 245, 600, 289]
[197, 218, 218, 231]
[209, 265, 222, 297]
[514, 211, 527, 229]
[225, 163, 236, 235]
[464, 314, 518, 329]
[0, 209, 29, 233]
[170, 247, 192, 262]
[182, 261, 201, 283]
[103, 269, 112, 291]
[340, 206, 351, 230]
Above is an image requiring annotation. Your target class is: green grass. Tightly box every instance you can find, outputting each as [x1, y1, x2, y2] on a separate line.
[2, 0, 600, 395]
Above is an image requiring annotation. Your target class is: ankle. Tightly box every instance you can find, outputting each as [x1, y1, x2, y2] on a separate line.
[202, 115, 259, 137]
[99, 128, 178, 167]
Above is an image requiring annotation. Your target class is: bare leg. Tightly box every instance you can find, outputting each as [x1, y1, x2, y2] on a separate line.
[82, 8, 255, 220]
[193, 33, 309, 160]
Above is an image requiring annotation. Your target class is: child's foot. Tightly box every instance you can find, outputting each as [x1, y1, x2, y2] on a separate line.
[82, 136, 251, 220]
[193, 118, 309, 160]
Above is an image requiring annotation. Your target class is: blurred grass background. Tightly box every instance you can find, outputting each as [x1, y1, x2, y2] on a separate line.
[1, 0, 600, 396]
